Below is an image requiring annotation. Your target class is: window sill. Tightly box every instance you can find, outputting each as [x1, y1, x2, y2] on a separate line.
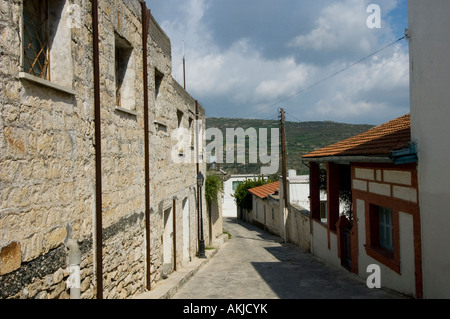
[364, 244, 400, 274]
[19, 72, 76, 95]
[115, 106, 138, 117]
[154, 120, 169, 137]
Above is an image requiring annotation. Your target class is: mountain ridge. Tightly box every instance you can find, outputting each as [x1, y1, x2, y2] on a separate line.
[205, 117, 375, 176]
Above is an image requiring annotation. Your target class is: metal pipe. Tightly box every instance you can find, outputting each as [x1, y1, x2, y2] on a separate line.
[195, 101, 200, 245]
[197, 173, 206, 259]
[92, 0, 103, 300]
[140, 0, 152, 292]
[182, 40, 186, 89]
[173, 197, 177, 271]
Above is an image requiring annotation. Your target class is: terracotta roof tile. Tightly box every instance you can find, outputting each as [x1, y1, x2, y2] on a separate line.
[303, 114, 411, 159]
[248, 181, 280, 199]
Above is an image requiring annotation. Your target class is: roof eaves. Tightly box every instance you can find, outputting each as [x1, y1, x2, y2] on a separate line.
[302, 155, 393, 164]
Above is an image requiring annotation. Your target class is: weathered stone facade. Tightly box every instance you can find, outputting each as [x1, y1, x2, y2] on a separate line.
[0, 0, 208, 299]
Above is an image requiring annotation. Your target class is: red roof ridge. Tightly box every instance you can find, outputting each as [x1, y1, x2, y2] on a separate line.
[248, 181, 280, 199]
[303, 114, 411, 159]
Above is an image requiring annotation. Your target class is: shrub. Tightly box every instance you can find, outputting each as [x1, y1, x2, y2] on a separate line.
[232, 176, 272, 210]
[205, 175, 223, 206]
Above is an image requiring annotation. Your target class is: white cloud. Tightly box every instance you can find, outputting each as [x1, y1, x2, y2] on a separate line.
[306, 45, 410, 123]
[288, 0, 398, 55]
[151, 0, 409, 125]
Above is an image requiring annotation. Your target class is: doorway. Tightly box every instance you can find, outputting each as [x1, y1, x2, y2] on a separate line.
[182, 198, 190, 265]
[162, 206, 173, 277]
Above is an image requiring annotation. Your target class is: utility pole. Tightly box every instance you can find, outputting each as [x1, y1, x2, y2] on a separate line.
[280, 108, 288, 242]
[183, 41, 186, 89]
[280, 108, 288, 209]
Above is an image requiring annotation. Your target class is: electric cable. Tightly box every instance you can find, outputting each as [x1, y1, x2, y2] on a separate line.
[240, 36, 406, 120]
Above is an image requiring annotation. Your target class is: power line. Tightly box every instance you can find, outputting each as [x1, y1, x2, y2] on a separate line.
[242, 36, 406, 119]
[285, 111, 302, 123]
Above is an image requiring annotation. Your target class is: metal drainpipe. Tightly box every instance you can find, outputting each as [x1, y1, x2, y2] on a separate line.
[140, 0, 152, 291]
[195, 101, 200, 243]
[67, 239, 82, 299]
[92, 0, 103, 299]
[173, 197, 177, 271]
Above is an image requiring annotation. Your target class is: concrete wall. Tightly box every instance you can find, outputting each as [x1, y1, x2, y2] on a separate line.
[209, 190, 224, 243]
[247, 174, 310, 253]
[266, 196, 281, 236]
[311, 221, 340, 269]
[287, 174, 310, 209]
[408, 0, 450, 299]
[0, 0, 206, 299]
[222, 174, 260, 217]
[250, 196, 268, 229]
[286, 204, 310, 252]
[249, 195, 281, 234]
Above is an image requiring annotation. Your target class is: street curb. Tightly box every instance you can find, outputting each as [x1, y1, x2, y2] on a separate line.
[133, 233, 229, 299]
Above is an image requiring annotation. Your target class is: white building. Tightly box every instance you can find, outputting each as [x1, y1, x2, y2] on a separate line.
[408, 0, 450, 298]
[222, 174, 262, 217]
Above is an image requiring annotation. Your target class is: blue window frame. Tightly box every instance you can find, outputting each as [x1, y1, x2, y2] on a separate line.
[232, 181, 242, 191]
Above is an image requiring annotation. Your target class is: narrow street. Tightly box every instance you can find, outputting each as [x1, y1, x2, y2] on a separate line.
[172, 217, 408, 299]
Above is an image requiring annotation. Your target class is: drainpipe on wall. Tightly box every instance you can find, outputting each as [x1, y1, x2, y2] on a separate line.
[92, 0, 103, 299]
[173, 197, 177, 272]
[140, 0, 152, 291]
[66, 239, 81, 299]
[195, 101, 200, 246]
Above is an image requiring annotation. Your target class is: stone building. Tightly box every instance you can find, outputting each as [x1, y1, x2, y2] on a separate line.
[0, 0, 208, 299]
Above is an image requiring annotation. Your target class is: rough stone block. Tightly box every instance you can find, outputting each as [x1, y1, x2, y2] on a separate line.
[0, 241, 21, 275]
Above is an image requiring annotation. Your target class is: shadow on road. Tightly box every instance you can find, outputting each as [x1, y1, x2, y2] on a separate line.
[226, 217, 408, 299]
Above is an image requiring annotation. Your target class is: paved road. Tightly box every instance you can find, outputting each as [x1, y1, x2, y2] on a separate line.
[173, 217, 408, 299]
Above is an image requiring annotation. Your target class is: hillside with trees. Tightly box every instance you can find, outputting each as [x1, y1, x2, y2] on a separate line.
[205, 117, 374, 176]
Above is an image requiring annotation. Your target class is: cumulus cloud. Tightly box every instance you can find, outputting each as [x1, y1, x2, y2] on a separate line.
[307, 44, 410, 123]
[149, 0, 409, 125]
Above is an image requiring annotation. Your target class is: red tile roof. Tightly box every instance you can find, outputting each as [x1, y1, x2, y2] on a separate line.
[303, 114, 411, 159]
[248, 181, 280, 199]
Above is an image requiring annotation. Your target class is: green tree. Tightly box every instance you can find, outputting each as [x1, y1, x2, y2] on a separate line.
[232, 176, 272, 210]
[205, 175, 223, 206]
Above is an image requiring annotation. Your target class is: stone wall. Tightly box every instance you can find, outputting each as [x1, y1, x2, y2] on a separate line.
[0, 0, 207, 299]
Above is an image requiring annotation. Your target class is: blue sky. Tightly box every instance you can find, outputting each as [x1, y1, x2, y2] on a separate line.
[147, 0, 409, 125]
